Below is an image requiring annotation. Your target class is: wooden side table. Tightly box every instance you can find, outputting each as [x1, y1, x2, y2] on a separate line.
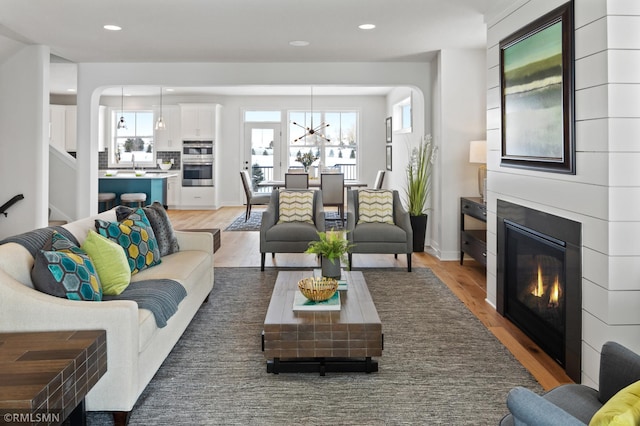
[460, 196, 487, 266]
[0, 330, 107, 425]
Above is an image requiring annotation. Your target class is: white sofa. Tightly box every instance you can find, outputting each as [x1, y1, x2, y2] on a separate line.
[0, 208, 214, 422]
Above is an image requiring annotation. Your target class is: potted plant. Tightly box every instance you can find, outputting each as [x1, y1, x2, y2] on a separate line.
[305, 230, 355, 278]
[295, 150, 318, 172]
[404, 134, 436, 252]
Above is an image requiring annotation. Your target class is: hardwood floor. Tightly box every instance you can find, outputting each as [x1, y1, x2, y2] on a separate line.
[167, 206, 573, 391]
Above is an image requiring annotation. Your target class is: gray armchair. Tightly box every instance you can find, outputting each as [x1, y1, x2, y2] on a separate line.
[500, 341, 640, 425]
[260, 189, 325, 271]
[346, 189, 413, 272]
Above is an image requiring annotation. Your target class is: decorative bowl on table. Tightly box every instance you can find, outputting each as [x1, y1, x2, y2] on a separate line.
[298, 277, 339, 302]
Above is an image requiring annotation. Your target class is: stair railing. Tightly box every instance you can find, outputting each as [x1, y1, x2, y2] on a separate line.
[0, 194, 25, 217]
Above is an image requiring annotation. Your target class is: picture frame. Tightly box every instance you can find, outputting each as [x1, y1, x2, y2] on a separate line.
[386, 145, 392, 171]
[385, 117, 392, 143]
[500, 1, 575, 174]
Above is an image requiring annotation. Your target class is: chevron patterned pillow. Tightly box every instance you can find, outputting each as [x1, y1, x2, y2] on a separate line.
[277, 190, 315, 224]
[357, 189, 394, 224]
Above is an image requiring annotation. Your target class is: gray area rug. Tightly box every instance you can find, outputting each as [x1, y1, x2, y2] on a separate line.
[88, 267, 541, 425]
[225, 211, 345, 231]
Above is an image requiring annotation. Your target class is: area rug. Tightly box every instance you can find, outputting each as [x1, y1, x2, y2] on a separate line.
[225, 211, 345, 232]
[87, 268, 541, 425]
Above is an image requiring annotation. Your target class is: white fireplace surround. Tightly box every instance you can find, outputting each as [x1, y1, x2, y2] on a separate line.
[485, 0, 640, 388]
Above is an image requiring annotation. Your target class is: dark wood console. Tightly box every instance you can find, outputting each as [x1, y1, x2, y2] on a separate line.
[460, 197, 487, 266]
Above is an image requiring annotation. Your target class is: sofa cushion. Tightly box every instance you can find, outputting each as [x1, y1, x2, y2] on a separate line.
[81, 230, 131, 296]
[266, 222, 319, 242]
[117, 203, 179, 257]
[357, 189, 394, 224]
[352, 222, 407, 243]
[590, 380, 640, 426]
[277, 190, 315, 224]
[95, 219, 161, 275]
[31, 232, 102, 301]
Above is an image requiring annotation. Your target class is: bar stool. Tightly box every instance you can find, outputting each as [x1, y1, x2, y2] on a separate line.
[98, 192, 116, 212]
[120, 193, 147, 207]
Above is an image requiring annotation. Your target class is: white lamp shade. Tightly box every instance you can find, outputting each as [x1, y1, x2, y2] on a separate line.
[469, 140, 487, 164]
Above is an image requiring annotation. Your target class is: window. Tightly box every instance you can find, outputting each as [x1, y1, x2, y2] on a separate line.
[393, 97, 412, 133]
[110, 110, 154, 166]
[288, 111, 358, 179]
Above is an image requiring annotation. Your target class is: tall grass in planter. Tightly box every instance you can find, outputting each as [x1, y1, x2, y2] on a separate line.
[404, 135, 436, 252]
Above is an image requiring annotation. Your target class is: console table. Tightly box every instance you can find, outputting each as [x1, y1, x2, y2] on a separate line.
[460, 196, 487, 266]
[0, 330, 107, 425]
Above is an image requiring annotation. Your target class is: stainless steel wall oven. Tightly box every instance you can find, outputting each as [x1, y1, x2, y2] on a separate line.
[182, 141, 214, 187]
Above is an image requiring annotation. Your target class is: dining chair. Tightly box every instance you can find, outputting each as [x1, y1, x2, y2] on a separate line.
[240, 170, 271, 221]
[321, 173, 345, 225]
[285, 173, 309, 189]
[373, 170, 386, 189]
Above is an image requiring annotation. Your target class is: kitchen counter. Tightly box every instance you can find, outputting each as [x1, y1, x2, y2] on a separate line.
[99, 171, 180, 209]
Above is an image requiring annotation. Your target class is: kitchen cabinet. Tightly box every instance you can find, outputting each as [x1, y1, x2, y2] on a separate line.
[167, 175, 180, 207]
[49, 105, 66, 151]
[180, 104, 216, 139]
[180, 186, 215, 209]
[64, 106, 77, 151]
[49, 105, 77, 152]
[155, 105, 181, 151]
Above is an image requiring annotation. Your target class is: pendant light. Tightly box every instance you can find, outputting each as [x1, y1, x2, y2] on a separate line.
[155, 86, 166, 130]
[292, 86, 330, 144]
[117, 87, 127, 130]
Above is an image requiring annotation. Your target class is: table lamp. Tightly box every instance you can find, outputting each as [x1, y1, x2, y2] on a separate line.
[469, 140, 487, 202]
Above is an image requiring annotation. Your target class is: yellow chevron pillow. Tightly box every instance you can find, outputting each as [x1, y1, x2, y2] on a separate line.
[277, 190, 315, 224]
[358, 189, 394, 224]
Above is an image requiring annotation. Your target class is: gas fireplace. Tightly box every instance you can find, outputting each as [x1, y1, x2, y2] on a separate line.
[497, 200, 582, 382]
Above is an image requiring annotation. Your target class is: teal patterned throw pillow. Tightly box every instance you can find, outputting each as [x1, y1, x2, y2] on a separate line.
[95, 218, 162, 274]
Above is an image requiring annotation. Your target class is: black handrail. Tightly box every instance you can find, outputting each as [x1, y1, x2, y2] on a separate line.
[0, 194, 24, 217]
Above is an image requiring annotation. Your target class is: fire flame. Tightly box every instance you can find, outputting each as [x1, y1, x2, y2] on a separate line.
[531, 264, 544, 297]
[549, 276, 560, 307]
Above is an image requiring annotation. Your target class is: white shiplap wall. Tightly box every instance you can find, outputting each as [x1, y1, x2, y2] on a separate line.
[486, 0, 640, 387]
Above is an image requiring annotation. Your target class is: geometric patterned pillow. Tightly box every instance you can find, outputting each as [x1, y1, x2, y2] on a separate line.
[277, 190, 315, 224]
[357, 189, 394, 224]
[31, 232, 102, 301]
[116, 203, 179, 257]
[95, 218, 162, 275]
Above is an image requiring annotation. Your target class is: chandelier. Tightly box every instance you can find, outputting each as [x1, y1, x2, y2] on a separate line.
[292, 87, 330, 144]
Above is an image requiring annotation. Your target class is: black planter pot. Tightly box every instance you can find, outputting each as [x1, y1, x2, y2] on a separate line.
[410, 214, 428, 252]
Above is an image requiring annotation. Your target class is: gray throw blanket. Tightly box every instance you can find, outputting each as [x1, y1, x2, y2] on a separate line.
[103, 279, 187, 328]
[0, 226, 79, 256]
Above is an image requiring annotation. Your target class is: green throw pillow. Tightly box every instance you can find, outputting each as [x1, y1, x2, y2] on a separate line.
[81, 230, 131, 296]
[31, 232, 102, 301]
[590, 380, 640, 426]
[95, 218, 162, 275]
[277, 190, 315, 224]
[357, 189, 394, 224]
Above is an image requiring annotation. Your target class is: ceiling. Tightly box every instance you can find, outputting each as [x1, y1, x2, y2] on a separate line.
[0, 0, 515, 96]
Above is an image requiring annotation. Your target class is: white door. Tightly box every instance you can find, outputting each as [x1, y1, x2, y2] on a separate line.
[244, 123, 281, 192]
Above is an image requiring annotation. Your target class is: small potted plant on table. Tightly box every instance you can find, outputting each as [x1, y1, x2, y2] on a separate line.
[305, 230, 354, 278]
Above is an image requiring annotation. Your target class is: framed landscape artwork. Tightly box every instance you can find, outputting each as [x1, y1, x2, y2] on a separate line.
[500, 1, 575, 174]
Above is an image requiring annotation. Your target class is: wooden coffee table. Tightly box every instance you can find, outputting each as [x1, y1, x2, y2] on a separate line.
[262, 270, 383, 375]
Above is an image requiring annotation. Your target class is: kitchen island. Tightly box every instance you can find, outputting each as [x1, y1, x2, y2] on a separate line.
[99, 171, 178, 210]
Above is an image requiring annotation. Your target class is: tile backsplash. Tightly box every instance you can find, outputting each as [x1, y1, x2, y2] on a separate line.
[99, 150, 181, 170]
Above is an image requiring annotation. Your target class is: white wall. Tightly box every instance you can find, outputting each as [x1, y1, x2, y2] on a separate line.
[0, 45, 49, 239]
[432, 49, 487, 260]
[486, 0, 640, 386]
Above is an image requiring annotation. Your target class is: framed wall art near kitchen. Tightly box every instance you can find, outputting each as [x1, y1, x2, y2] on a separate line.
[386, 145, 392, 171]
[500, 0, 575, 174]
[385, 117, 392, 143]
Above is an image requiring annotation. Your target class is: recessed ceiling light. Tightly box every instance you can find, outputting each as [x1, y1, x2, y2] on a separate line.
[289, 40, 310, 47]
[103, 24, 122, 31]
[359, 24, 376, 30]
[165, 88, 175, 92]
[67, 88, 76, 92]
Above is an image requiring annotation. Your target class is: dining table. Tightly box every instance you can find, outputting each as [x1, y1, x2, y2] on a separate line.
[258, 179, 368, 188]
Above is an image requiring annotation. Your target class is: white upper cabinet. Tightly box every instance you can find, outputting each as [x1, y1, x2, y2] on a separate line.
[155, 105, 181, 150]
[180, 104, 216, 140]
[64, 106, 77, 151]
[49, 105, 66, 151]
